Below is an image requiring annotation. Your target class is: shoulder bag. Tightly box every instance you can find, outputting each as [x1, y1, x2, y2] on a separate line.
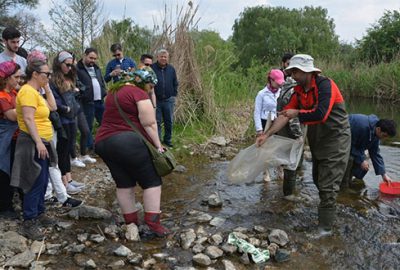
[113, 93, 177, 177]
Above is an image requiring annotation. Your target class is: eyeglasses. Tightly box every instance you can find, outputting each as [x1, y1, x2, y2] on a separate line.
[113, 53, 121, 57]
[144, 63, 151, 66]
[38, 71, 52, 78]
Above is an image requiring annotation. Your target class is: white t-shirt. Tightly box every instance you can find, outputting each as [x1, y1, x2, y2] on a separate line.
[0, 52, 27, 75]
[86, 66, 101, 101]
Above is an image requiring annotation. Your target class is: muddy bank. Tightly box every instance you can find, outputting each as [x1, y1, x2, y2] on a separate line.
[1, 140, 399, 269]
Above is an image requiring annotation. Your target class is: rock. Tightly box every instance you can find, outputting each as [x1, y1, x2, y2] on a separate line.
[231, 231, 249, 241]
[249, 237, 260, 247]
[143, 258, 156, 268]
[31, 240, 46, 254]
[208, 192, 223, 207]
[210, 136, 228, 146]
[222, 259, 237, 270]
[188, 210, 213, 222]
[196, 237, 208, 245]
[166, 257, 178, 264]
[113, 245, 133, 257]
[239, 253, 250, 265]
[192, 253, 212, 266]
[209, 233, 224, 245]
[85, 259, 97, 269]
[46, 243, 62, 255]
[153, 253, 169, 261]
[56, 221, 74, 229]
[233, 227, 249, 233]
[67, 205, 112, 220]
[268, 229, 289, 246]
[210, 217, 226, 227]
[221, 243, 237, 254]
[29, 261, 49, 270]
[210, 153, 221, 159]
[65, 243, 85, 253]
[174, 267, 197, 270]
[77, 233, 89, 243]
[254, 225, 267, 233]
[0, 231, 28, 254]
[104, 225, 121, 239]
[205, 246, 224, 259]
[192, 243, 205, 253]
[124, 223, 140, 241]
[275, 249, 290, 263]
[108, 259, 125, 269]
[128, 253, 143, 265]
[174, 165, 187, 173]
[5, 250, 35, 268]
[180, 229, 197, 250]
[90, 234, 105, 243]
[267, 243, 279, 257]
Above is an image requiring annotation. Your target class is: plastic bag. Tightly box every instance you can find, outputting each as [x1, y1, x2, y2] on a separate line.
[227, 135, 304, 183]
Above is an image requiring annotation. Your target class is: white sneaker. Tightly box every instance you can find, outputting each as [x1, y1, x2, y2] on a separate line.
[80, 155, 96, 164]
[69, 180, 85, 189]
[71, 158, 86, 168]
[66, 184, 81, 195]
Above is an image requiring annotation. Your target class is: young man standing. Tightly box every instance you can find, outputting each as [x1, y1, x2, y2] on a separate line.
[104, 43, 136, 83]
[151, 49, 178, 148]
[0, 27, 27, 74]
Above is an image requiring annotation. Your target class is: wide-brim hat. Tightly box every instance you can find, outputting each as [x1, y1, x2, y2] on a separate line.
[285, 54, 321, 73]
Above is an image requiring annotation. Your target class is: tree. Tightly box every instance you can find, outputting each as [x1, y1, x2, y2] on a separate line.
[41, 0, 104, 54]
[357, 10, 400, 64]
[0, 0, 37, 15]
[231, 6, 339, 68]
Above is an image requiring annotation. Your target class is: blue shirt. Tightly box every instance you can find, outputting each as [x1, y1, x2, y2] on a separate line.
[349, 114, 385, 176]
[104, 57, 136, 83]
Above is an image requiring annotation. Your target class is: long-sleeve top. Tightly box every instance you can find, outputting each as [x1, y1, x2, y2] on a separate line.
[254, 85, 280, 132]
[151, 62, 178, 101]
[104, 57, 136, 83]
[349, 114, 385, 176]
[76, 60, 107, 104]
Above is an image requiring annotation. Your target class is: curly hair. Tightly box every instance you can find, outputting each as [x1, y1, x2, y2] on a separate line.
[51, 51, 76, 93]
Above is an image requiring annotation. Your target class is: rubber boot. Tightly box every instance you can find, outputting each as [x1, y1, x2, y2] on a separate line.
[283, 170, 296, 196]
[312, 207, 335, 239]
[123, 211, 139, 225]
[144, 212, 170, 237]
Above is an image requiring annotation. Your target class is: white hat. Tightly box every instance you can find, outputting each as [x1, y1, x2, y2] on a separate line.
[285, 54, 321, 73]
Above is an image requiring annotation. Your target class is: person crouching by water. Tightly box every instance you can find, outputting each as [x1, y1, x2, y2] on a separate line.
[95, 66, 170, 237]
[11, 56, 58, 240]
[256, 54, 351, 238]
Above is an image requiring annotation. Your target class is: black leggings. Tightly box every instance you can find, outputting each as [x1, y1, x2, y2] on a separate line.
[70, 110, 90, 158]
[57, 123, 75, 175]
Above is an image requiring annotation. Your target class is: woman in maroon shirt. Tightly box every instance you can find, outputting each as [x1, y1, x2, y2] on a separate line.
[95, 67, 170, 237]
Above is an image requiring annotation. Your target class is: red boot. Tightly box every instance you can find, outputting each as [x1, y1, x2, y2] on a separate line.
[144, 212, 170, 237]
[123, 211, 139, 225]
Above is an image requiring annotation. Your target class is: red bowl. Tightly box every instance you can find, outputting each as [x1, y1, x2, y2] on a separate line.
[379, 182, 400, 195]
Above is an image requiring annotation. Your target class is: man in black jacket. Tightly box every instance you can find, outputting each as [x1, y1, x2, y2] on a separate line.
[151, 49, 178, 148]
[76, 48, 106, 150]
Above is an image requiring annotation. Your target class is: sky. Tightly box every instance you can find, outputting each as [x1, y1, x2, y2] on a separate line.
[34, 0, 400, 44]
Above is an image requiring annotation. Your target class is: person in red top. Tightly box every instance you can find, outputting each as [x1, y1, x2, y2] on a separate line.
[256, 54, 351, 238]
[95, 66, 170, 238]
[0, 61, 22, 218]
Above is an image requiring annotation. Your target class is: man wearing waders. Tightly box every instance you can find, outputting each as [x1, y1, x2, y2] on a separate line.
[256, 54, 351, 238]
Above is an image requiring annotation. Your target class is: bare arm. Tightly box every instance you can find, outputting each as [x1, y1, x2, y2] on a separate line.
[4, 108, 17, 121]
[43, 84, 57, 111]
[255, 114, 290, 146]
[137, 99, 163, 150]
[22, 106, 48, 159]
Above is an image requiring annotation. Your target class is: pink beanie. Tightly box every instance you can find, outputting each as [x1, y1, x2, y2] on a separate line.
[0, 61, 17, 78]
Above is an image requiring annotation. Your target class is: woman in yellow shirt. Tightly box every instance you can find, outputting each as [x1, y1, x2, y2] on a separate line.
[12, 55, 57, 240]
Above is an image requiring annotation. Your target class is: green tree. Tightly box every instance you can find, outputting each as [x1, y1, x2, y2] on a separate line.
[357, 10, 400, 64]
[231, 6, 339, 68]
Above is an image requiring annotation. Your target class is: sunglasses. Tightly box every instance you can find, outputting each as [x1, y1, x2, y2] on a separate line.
[64, 63, 73, 68]
[144, 63, 151, 66]
[38, 71, 52, 78]
[113, 53, 121, 57]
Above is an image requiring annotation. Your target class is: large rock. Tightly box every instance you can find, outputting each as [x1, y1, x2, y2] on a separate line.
[208, 192, 223, 207]
[5, 250, 35, 268]
[192, 253, 212, 266]
[113, 245, 133, 257]
[187, 210, 213, 223]
[180, 229, 197, 250]
[205, 246, 223, 259]
[222, 259, 237, 270]
[268, 229, 289, 246]
[0, 231, 28, 254]
[67, 205, 112, 220]
[124, 223, 140, 241]
[209, 136, 229, 147]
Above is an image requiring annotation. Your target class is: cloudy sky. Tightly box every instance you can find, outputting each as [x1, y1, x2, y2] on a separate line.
[35, 0, 400, 43]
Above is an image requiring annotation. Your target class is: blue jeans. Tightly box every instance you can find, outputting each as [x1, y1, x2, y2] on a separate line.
[82, 100, 104, 149]
[23, 155, 49, 220]
[156, 96, 175, 145]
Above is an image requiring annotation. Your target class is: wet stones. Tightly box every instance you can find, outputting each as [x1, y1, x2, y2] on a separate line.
[113, 245, 133, 257]
[5, 250, 35, 268]
[193, 253, 212, 266]
[67, 205, 112, 220]
[180, 229, 197, 249]
[268, 229, 289, 246]
[124, 223, 140, 241]
[208, 192, 223, 207]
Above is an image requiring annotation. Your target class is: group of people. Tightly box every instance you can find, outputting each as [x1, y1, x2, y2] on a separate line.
[254, 53, 397, 238]
[0, 26, 178, 240]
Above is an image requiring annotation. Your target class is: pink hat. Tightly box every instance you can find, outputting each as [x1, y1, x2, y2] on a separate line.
[0, 61, 17, 78]
[268, 69, 285, 85]
[27, 50, 47, 64]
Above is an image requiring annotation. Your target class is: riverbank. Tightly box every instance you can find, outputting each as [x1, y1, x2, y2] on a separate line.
[1, 139, 400, 269]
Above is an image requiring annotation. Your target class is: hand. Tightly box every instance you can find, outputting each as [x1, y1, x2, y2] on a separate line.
[279, 109, 299, 119]
[157, 147, 165, 153]
[360, 160, 369, 171]
[382, 174, 392, 184]
[256, 133, 268, 147]
[36, 141, 49, 160]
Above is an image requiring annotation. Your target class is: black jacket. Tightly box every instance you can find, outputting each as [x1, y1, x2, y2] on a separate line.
[151, 62, 178, 100]
[76, 60, 107, 103]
